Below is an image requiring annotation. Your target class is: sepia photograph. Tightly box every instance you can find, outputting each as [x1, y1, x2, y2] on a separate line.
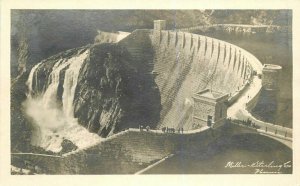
[9, 9, 293, 175]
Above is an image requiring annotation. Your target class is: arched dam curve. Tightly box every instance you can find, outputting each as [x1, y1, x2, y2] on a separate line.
[119, 29, 262, 130]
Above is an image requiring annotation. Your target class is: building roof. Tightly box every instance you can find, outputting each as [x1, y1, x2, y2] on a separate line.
[263, 64, 282, 70]
[193, 89, 228, 102]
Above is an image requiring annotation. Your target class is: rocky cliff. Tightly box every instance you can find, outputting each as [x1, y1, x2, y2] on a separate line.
[73, 43, 160, 137]
[25, 42, 161, 144]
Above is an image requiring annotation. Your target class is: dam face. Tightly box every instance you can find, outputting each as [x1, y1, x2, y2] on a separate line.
[120, 29, 254, 130]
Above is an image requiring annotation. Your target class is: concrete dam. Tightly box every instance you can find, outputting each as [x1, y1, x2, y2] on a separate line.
[119, 28, 254, 130]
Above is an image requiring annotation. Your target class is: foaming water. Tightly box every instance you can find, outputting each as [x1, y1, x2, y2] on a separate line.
[25, 50, 102, 153]
[62, 53, 86, 118]
[26, 62, 42, 97]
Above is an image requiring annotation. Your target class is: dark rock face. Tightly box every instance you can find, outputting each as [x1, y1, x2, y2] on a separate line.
[74, 43, 161, 137]
[11, 72, 33, 152]
[60, 139, 78, 154]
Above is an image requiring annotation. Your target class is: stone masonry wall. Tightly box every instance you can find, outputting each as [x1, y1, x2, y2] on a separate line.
[12, 128, 222, 174]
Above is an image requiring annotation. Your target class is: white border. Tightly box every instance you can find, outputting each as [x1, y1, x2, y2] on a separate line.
[1, 0, 299, 186]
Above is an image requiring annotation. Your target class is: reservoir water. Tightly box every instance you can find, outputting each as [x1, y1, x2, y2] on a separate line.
[201, 31, 293, 128]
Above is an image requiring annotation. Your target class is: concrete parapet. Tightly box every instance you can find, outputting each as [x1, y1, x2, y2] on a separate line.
[12, 126, 222, 174]
[178, 24, 285, 34]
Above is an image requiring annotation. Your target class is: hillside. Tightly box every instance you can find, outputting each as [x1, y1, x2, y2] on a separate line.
[11, 10, 291, 79]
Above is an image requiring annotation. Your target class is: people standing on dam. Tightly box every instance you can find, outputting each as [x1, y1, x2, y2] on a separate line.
[146, 126, 150, 132]
[177, 127, 184, 134]
[169, 128, 175, 133]
[139, 125, 144, 132]
[161, 127, 176, 133]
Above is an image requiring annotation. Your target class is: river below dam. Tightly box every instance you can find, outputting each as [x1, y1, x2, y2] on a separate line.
[144, 134, 292, 174]
[144, 31, 293, 174]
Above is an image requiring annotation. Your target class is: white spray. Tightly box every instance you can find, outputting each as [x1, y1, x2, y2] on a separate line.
[24, 50, 101, 153]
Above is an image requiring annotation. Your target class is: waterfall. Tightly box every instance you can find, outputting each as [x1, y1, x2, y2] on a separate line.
[24, 50, 102, 153]
[26, 62, 42, 97]
[42, 59, 67, 109]
[62, 53, 88, 119]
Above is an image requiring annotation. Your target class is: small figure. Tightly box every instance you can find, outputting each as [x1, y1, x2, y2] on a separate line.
[146, 126, 150, 132]
[168, 128, 174, 133]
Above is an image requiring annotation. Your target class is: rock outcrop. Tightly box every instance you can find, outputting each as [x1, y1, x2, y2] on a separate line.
[26, 43, 161, 139]
[73, 43, 161, 136]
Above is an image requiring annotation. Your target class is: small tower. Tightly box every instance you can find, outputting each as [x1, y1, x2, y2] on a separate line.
[154, 20, 166, 30]
[262, 64, 282, 91]
[192, 89, 229, 129]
